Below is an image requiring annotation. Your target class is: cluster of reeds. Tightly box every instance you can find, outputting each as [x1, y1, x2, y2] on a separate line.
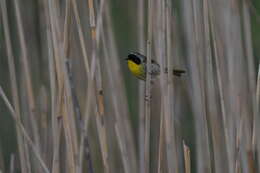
[0, 0, 259, 172]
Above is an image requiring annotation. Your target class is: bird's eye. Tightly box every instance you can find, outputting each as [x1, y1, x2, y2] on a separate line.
[128, 54, 141, 64]
[133, 57, 141, 64]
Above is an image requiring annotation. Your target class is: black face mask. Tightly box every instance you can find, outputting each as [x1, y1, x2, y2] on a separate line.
[127, 54, 141, 65]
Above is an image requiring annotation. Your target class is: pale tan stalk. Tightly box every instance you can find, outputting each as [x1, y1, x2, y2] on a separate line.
[102, 4, 138, 173]
[164, 7, 180, 173]
[68, 0, 97, 172]
[42, 0, 61, 171]
[9, 154, 15, 173]
[241, 1, 257, 172]
[144, 0, 153, 172]
[183, 141, 191, 173]
[256, 63, 260, 166]
[68, 2, 97, 172]
[157, 103, 165, 173]
[0, 0, 28, 172]
[203, 0, 229, 172]
[71, 0, 90, 75]
[87, 0, 110, 172]
[156, 1, 167, 172]
[47, 0, 79, 172]
[0, 87, 50, 173]
[181, 0, 212, 171]
[115, 123, 131, 173]
[101, 34, 132, 173]
[137, 0, 146, 171]
[13, 0, 41, 153]
[208, 3, 233, 172]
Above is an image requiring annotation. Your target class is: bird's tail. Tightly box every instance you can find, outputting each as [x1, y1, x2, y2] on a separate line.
[173, 69, 186, 77]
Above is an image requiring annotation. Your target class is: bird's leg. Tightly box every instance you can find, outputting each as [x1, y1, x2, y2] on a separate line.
[144, 94, 152, 101]
[148, 70, 153, 75]
[164, 67, 168, 74]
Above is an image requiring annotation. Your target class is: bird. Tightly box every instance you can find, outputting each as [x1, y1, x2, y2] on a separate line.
[125, 52, 185, 80]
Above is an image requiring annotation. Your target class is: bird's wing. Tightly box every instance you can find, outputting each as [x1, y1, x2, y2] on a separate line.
[151, 61, 160, 76]
[143, 58, 160, 76]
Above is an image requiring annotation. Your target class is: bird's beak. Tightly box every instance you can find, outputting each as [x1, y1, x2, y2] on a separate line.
[125, 57, 129, 60]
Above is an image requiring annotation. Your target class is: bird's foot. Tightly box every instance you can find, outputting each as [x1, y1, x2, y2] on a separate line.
[148, 71, 153, 75]
[164, 68, 168, 73]
[144, 95, 152, 101]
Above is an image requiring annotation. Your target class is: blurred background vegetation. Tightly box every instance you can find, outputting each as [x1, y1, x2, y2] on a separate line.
[0, 0, 260, 173]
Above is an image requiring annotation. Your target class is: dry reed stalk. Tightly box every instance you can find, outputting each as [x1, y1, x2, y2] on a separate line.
[75, 43, 96, 173]
[77, 60, 96, 173]
[51, 103, 62, 173]
[222, 0, 254, 170]
[202, 0, 229, 172]
[239, 4, 256, 167]
[242, 0, 256, 126]
[209, 10, 233, 172]
[0, 0, 28, 172]
[37, 18, 53, 154]
[144, 0, 154, 172]
[137, 0, 146, 171]
[62, 92, 77, 173]
[209, 0, 256, 172]
[247, 151, 256, 173]
[183, 141, 191, 173]
[62, 1, 95, 168]
[157, 104, 165, 173]
[42, 0, 61, 171]
[0, 87, 50, 173]
[114, 123, 131, 173]
[13, 0, 41, 155]
[77, 1, 110, 173]
[51, 89, 64, 173]
[165, 3, 181, 173]
[209, 1, 255, 171]
[71, 0, 90, 75]
[9, 154, 15, 173]
[256, 66, 260, 125]
[0, 145, 4, 173]
[181, 0, 212, 171]
[138, 49, 146, 172]
[63, 4, 81, 170]
[101, 34, 132, 173]
[155, 0, 170, 171]
[241, 1, 260, 170]
[94, 34, 111, 173]
[102, 4, 137, 172]
[47, 0, 80, 172]
[68, 0, 98, 172]
[95, 110, 110, 173]
[138, 0, 146, 52]
[156, 1, 166, 172]
[38, 87, 49, 166]
[64, 1, 108, 171]
[242, 2, 259, 167]
[68, 2, 98, 172]
[86, 0, 111, 172]
[256, 63, 260, 170]
[193, 0, 213, 171]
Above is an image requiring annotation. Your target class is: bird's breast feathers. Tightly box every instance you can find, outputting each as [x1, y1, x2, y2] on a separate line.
[127, 60, 145, 79]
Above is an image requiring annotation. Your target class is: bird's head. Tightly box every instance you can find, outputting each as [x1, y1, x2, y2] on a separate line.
[125, 52, 143, 65]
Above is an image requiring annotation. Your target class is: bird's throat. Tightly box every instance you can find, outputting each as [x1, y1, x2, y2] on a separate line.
[127, 60, 143, 77]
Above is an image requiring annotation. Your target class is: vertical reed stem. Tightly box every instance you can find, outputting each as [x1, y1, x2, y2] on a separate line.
[144, 0, 153, 172]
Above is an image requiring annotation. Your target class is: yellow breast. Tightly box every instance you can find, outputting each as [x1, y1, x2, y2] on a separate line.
[127, 60, 144, 78]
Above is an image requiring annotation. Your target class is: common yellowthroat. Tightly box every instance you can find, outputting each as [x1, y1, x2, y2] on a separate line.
[125, 52, 185, 80]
